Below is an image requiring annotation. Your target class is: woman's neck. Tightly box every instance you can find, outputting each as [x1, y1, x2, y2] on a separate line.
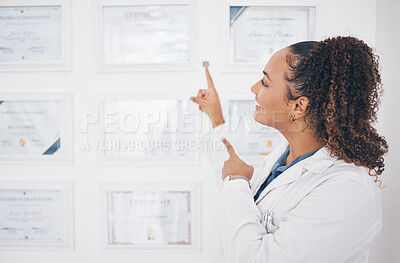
[282, 131, 324, 166]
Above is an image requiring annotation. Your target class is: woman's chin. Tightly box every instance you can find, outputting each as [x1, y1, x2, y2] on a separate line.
[253, 115, 268, 126]
[253, 114, 277, 129]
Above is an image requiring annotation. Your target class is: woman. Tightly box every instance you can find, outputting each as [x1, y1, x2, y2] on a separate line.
[191, 36, 388, 263]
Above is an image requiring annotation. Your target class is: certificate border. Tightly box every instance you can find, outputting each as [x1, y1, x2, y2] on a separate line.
[223, 93, 286, 164]
[219, 0, 319, 72]
[0, 0, 72, 72]
[0, 93, 73, 164]
[0, 180, 74, 250]
[96, 0, 198, 72]
[96, 93, 200, 166]
[99, 182, 201, 252]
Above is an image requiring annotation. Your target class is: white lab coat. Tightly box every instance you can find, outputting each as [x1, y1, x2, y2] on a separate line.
[207, 123, 382, 263]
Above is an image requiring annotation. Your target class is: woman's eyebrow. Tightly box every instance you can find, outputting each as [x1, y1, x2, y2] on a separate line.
[263, 71, 272, 82]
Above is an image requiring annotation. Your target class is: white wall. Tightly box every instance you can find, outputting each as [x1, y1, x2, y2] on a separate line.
[371, 0, 400, 262]
[1, 0, 397, 262]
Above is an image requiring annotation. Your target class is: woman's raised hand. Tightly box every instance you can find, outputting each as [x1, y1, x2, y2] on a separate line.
[221, 138, 254, 181]
[191, 65, 225, 128]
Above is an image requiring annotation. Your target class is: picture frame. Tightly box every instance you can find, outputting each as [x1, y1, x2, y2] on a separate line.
[219, 0, 318, 72]
[96, 0, 198, 71]
[95, 93, 200, 166]
[0, 0, 72, 71]
[99, 181, 201, 252]
[0, 180, 74, 250]
[0, 93, 73, 164]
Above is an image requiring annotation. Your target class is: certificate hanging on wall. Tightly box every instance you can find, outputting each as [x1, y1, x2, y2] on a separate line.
[0, 181, 73, 250]
[98, 0, 197, 71]
[99, 96, 199, 165]
[0, 93, 72, 163]
[221, 4, 316, 71]
[100, 182, 200, 252]
[228, 99, 285, 162]
[0, 0, 71, 71]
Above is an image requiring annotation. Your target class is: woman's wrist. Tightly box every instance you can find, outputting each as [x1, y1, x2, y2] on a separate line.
[224, 175, 251, 188]
[212, 118, 225, 128]
[211, 113, 225, 128]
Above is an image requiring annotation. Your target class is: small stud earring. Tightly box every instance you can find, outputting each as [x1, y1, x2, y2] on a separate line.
[291, 116, 296, 122]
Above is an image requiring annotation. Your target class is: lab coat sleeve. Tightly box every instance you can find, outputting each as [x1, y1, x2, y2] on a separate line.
[221, 177, 379, 263]
[202, 122, 231, 189]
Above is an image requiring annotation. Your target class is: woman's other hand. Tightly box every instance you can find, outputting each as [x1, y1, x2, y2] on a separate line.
[191, 65, 225, 128]
[221, 138, 254, 181]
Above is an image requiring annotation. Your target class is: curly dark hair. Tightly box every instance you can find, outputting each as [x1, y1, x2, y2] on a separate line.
[285, 36, 388, 187]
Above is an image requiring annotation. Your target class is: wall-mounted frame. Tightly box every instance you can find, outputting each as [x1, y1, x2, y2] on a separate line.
[219, 0, 318, 72]
[0, 181, 74, 250]
[96, 0, 198, 71]
[223, 94, 285, 164]
[99, 182, 201, 252]
[0, 93, 73, 164]
[96, 93, 200, 166]
[0, 0, 72, 71]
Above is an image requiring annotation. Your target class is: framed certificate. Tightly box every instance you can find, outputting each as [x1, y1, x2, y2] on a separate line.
[225, 95, 285, 163]
[220, 1, 317, 72]
[100, 182, 201, 252]
[97, 94, 199, 165]
[97, 0, 198, 71]
[0, 0, 71, 71]
[0, 93, 73, 163]
[0, 181, 74, 250]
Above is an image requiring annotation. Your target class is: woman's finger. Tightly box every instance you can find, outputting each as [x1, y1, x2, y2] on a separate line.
[197, 89, 208, 99]
[221, 137, 237, 157]
[205, 66, 216, 91]
[190, 96, 206, 107]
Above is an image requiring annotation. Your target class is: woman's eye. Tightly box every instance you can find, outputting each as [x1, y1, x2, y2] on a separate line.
[261, 79, 268, 87]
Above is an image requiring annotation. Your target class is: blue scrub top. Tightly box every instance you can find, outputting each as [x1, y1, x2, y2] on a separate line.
[253, 146, 320, 202]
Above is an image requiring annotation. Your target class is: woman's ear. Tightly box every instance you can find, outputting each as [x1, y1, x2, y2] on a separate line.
[293, 96, 309, 119]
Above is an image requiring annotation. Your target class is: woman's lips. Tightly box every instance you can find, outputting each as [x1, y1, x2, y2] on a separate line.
[255, 100, 261, 111]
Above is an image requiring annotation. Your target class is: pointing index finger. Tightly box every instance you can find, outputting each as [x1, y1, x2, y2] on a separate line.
[222, 137, 236, 157]
[205, 66, 216, 91]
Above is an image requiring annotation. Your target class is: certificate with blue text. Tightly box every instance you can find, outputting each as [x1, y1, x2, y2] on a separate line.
[230, 6, 316, 64]
[0, 6, 62, 63]
[0, 95, 72, 163]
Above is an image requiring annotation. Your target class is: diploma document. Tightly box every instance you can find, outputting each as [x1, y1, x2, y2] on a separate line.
[229, 100, 284, 157]
[103, 5, 190, 64]
[0, 188, 66, 244]
[0, 6, 62, 63]
[230, 6, 315, 64]
[103, 99, 196, 161]
[107, 190, 192, 246]
[0, 100, 63, 157]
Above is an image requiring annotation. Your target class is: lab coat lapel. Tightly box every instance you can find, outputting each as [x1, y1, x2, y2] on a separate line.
[251, 140, 289, 195]
[261, 161, 305, 196]
[255, 146, 338, 202]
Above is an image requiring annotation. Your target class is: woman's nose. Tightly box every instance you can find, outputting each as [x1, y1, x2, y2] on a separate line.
[251, 82, 260, 95]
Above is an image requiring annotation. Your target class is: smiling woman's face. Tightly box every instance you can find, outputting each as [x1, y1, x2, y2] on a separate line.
[251, 48, 293, 131]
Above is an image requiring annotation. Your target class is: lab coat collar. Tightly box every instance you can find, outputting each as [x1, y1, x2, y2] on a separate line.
[303, 146, 338, 174]
[255, 143, 338, 202]
[251, 140, 290, 195]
